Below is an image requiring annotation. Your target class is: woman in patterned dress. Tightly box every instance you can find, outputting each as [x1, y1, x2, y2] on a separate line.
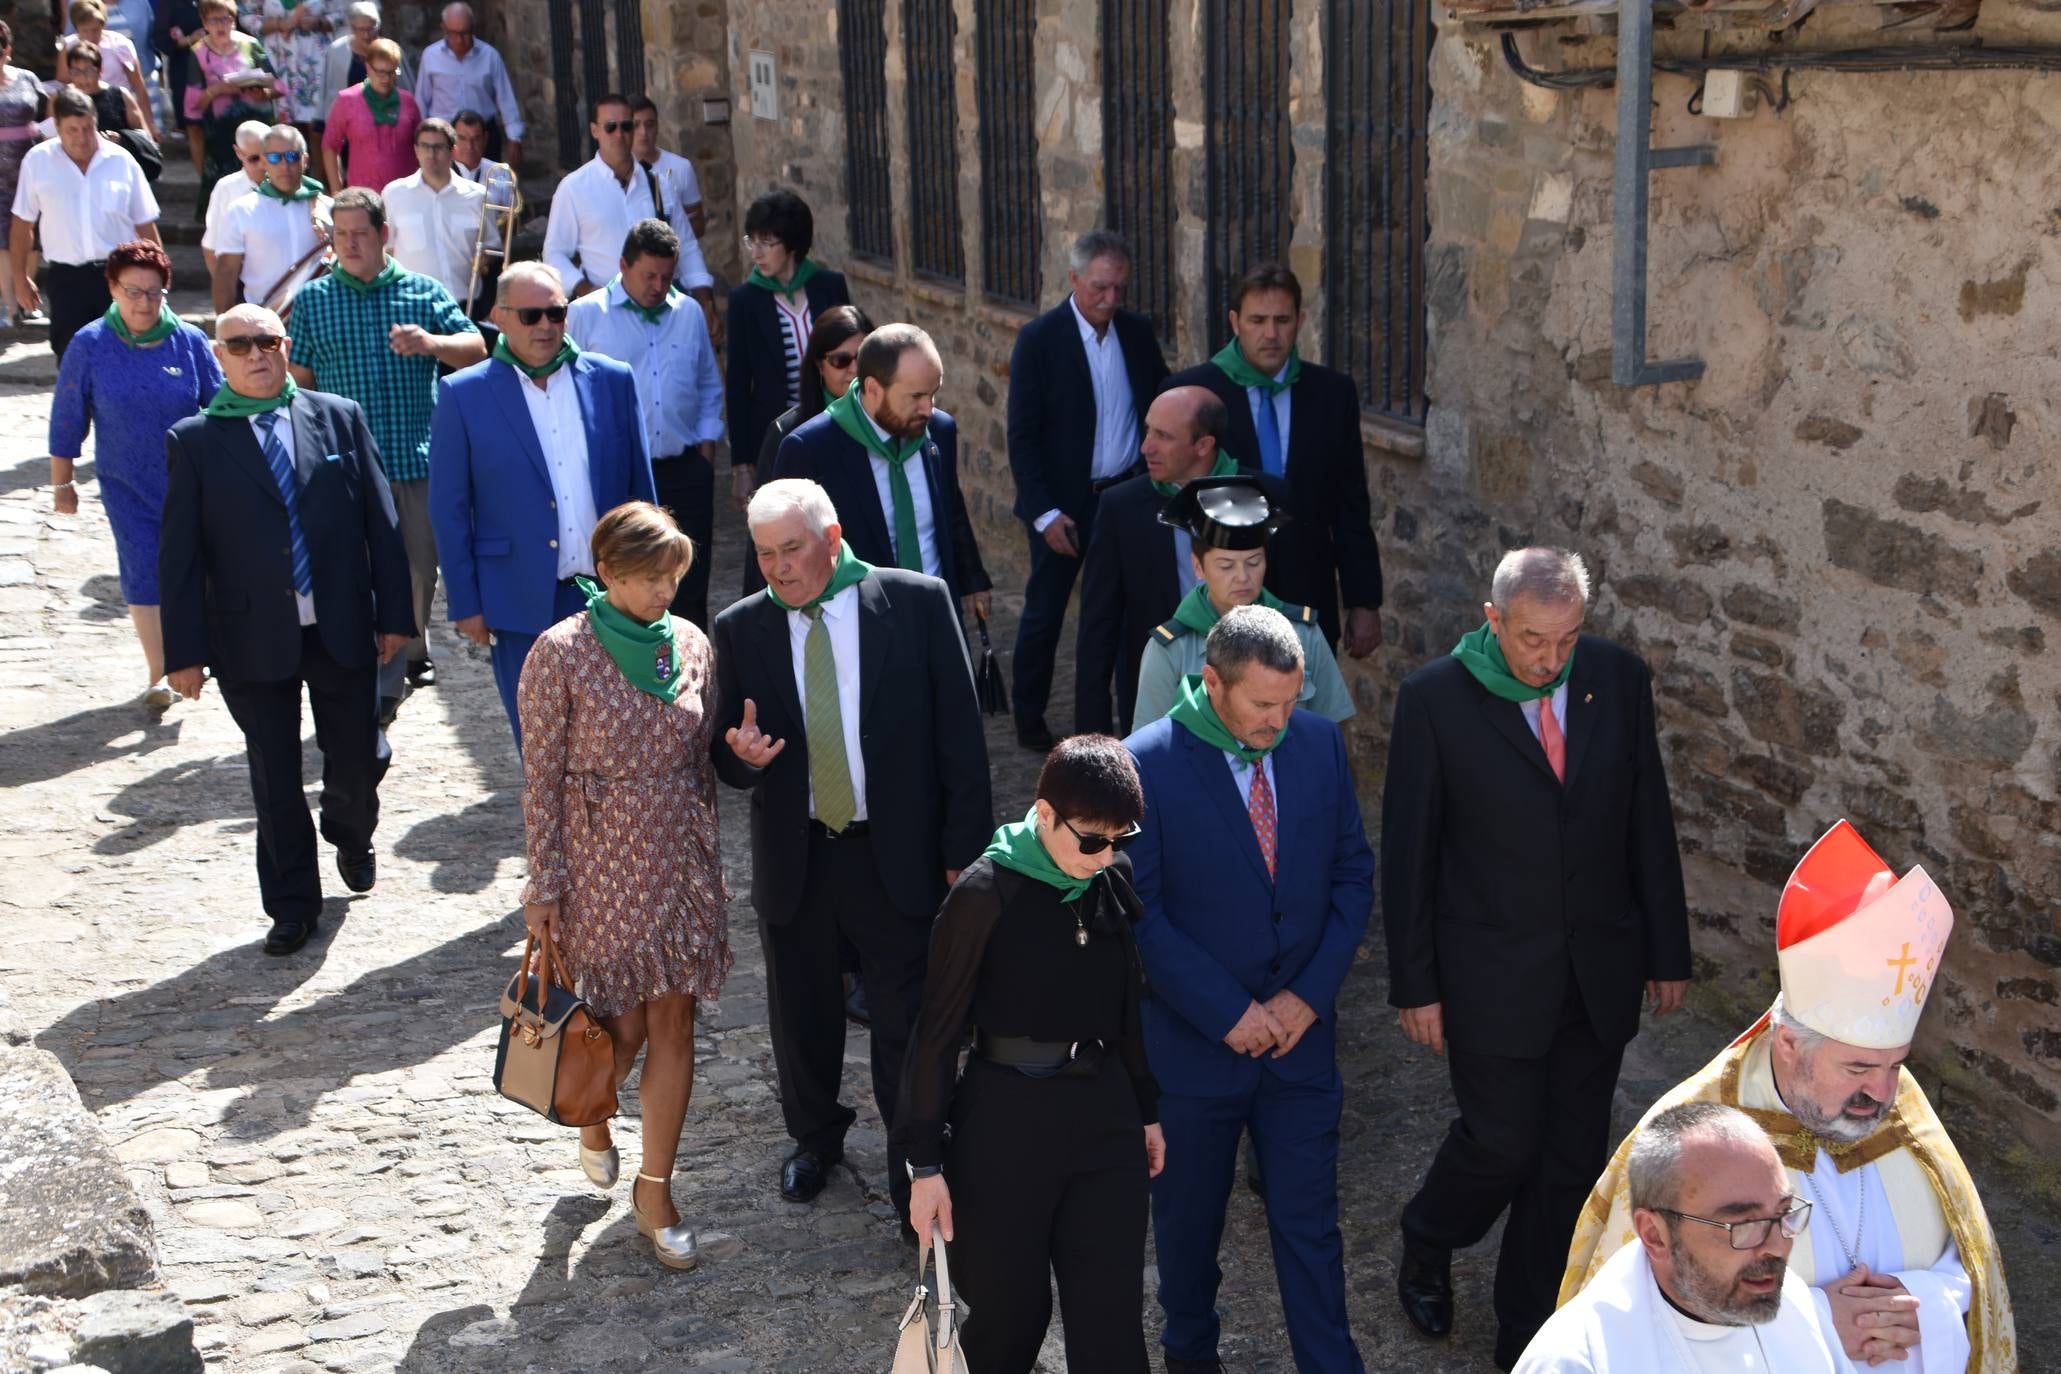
[257, 0, 330, 139]
[518, 501, 732, 1271]
[0, 23, 49, 325]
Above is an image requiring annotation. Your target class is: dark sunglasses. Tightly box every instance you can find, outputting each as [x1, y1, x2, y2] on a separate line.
[823, 349, 858, 370]
[513, 305, 568, 326]
[597, 119, 628, 134]
[1059, 817, 1141, 856]
[241, 151, 264, 164]
[221, 334, 284, 355]
[264, 150, 302, 165]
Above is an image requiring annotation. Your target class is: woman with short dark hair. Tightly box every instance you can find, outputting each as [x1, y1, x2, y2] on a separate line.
[899, 734, 1163, 1373]
[751, 303, 872, 468]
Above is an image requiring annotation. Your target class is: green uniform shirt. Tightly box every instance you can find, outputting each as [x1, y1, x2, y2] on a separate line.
[1132, 600, 1356, 729]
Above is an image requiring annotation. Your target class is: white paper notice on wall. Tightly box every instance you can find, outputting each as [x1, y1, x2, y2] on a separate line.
[749, 50, 777, 121]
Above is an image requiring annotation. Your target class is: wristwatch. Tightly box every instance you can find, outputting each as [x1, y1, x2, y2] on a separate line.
[906, 1162, 942, 1180]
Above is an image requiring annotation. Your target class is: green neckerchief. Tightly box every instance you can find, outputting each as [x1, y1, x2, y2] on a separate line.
[360, 81, 400, 126]
[1167, 672, 1285, 764]
[614, 275, 681, 324]
[745, 256, 821, 301]
[1450, 620, 1575, 703]
[493, 334, 580, 380]
[1150, 449, 1240, 500]
[983, 807, 1092, 900]
[825, 380, 918, 463]
[333, 255, 405, 294]
[825, 380, 925, 571]
[764, 539, 873, 612]
[576, 575, 681, 703]
[104, 300, 180, 347]
[1211, 339, 1301, 396]
[1170, 580, 1291, 638]
[201, 375, 298, 419]
[256, 173, 325, 203]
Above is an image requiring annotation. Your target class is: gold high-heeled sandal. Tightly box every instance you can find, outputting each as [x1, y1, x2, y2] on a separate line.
[579, 1139, 619, 1190]
[633, 1172, 698, 1270]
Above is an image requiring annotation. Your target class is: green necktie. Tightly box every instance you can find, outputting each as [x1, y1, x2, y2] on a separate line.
[803, 605, 858, 832]
[886, 452, 924, 573]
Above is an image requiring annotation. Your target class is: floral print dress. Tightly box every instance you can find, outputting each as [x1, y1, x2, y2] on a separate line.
[259, 0, 330, 123]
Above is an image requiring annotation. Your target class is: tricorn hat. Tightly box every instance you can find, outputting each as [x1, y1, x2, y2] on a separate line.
[1156, 473, 1292, 551]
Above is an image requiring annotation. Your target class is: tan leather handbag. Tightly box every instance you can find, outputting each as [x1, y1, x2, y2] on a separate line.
[494, 935, 618, 1127]
[890, 1224, 967, 1373]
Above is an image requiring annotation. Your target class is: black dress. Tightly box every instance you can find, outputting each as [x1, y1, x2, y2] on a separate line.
[898, 854, 1159, 1374]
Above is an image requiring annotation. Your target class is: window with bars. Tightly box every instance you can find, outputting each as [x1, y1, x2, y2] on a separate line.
[1203, 0, 1293, 327]
[614, 0, 646, 100]
[548, 0, 579, 168]
[839, 0, 895, 262]
[546, 0, 648, 169]
[976, 0, 1039, 305]
[1325, 2, 1431, 424]
[1101, 0, 1176, 338]
[904, 0, 965, 282]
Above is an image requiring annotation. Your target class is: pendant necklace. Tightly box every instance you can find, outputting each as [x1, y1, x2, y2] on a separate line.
[1801, 1169, 1865, 1268]
[1066, 893, 1090, 947]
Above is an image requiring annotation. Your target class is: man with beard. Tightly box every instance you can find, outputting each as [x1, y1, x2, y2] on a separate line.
[1516, 1103, 1846, 1372]
[1562, 821, 2016, 1373]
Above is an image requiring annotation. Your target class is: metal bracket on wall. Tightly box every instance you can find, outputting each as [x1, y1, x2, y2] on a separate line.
[1612, 0, 1717, 386]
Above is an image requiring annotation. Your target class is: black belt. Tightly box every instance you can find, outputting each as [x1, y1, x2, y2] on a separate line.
[976, 1032, 1106, 1077]
[808, 818, 871, 839]
[48, 259, 109, 271]
[1089, 466, 1142, 494]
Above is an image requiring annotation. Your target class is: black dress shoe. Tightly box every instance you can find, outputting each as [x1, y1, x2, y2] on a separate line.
[337, 848, 376, 894]
[1015, 715, 1055, 752]
[1397, 1237, 1454, 1339]
[377, 694, 403, 727]
[780, 1149, 838, 1202]
[1163, 1358, 1225, 1374]
[263, 918, 316, 956]
[407, 658, 436, 687]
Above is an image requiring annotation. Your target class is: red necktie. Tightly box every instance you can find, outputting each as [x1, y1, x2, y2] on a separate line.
[1538, 694, 1567, 783]
[1248, 763, 1278, 878]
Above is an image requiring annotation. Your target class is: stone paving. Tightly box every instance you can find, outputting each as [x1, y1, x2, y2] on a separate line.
[1, 297, 2055, 1374]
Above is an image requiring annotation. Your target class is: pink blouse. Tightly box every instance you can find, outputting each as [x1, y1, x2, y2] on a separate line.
[320, 84, 420, 189]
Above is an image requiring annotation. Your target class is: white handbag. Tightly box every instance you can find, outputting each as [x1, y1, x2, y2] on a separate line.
[889, 1224, 969, 1374]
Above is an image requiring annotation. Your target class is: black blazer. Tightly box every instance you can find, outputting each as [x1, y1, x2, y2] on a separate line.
[160, 391, 413, 683]
[1073, 473, 1182, 736]
[1379, 637, 1691, 1058]
[710, 569, 994, 925]
[725, 270, 853, 470]
[1006, 300, 1168, 525]
[763, 409, 992, 607]
[1162, 358, 1382, 644]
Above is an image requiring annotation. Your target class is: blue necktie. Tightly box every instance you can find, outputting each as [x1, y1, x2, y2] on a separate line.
[257, 413, 313, 598]
[1255, 387, 1285, 477]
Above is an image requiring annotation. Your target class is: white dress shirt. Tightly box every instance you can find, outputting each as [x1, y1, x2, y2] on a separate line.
[201, 167, 263, 254]
[413, 37, 524, 138]
[9, 138, 157, 265]
[1244, 362, 1294, 467]
[252, 411, 316, 626]
[786, 582, 868, 822]
[1031, 297, 1141, 534]
[1518, 681, 1570, 744]
[543, 155, 713, 293]
[645, 148, 712, 290]
[381, 169, 485, 302]
[216, 190, 330, 304]
[513, 365, 599, 581]
[564, 280, 724, 459]
[863, 409, 941, 579]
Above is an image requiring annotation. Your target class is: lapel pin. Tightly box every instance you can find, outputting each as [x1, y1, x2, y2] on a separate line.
[1584, 693, 1593, 704]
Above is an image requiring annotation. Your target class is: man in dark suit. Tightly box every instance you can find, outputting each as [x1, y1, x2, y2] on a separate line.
[1164, 263, 1383, 656]
[1074, 384, 1245, 737]
[1381, 547, 1691, 1369]
[1005, 229, 1169, 750]
[766, 323, 992, 625]
[160, 304, 415, 957]
[711, 477, 992, 1226]
[1125, 605, 1374, 1374]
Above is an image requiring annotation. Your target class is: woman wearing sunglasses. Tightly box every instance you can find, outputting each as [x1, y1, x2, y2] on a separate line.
[47, 239, 223, 707]
[742, 304, 870, 593]
[898, 733, 1164, 1374]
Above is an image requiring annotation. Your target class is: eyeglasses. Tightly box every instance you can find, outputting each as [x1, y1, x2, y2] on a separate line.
[596, 119, 629, 134]
[114, 283, 165, 303]
[823, 349, 858, 370]
[1656, 1201, 1813, 1250]
[415, 140, 452, 153]
[742, 234, 784, 252]
[220, 334, 284, 355]
[1058, 817, 1141, 856]
[264, 150, 302, 164]
[512, 305, 568, 326]
[366, 63, 398, 77]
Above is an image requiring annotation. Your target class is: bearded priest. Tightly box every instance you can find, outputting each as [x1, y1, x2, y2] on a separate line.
[1560, 820, 2015, 1373]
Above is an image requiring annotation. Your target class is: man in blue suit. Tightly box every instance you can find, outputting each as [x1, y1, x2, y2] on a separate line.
[1125, 604, 1375, 1374]
[428, 259, 655, 745]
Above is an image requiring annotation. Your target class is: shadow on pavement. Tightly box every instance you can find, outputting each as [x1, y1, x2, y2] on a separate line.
[392, 793, 525, 894]
[0, 700, 186, 789]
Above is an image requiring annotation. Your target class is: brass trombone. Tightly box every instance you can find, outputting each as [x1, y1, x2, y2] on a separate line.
[466, 161, 524, 309]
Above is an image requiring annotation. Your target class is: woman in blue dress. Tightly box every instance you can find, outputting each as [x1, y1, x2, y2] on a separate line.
[48, 239, 223, 708]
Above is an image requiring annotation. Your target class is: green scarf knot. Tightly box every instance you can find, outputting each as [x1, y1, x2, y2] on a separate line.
[361, 81, 400, 126]
[104, 300, 181, 347]
[1150, 450, 1241, 500]
[577, 575, 681, 702]
[493, 334, 579, 380]
[745, 256, 821, 301]
[983, 808, 1092, 900]
[1170, 580, 1292, 638]
[256, 173, 325, 203]
[765, 539, 873, 612]
[1211, 340, 1301, 396]
[201, 376, 298, 419]
[334, 255, 405, 294]
[826, 380, 925, 572]
[1450, 620, 1575, 702]
[1166, 672, 1285, 764]
[614, 276, 681, 324]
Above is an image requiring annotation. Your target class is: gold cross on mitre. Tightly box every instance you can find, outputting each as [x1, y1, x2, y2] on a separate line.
[1887, 941, 1918, 997]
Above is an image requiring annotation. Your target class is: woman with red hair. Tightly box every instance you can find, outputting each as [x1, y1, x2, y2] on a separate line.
[48, 240, 223, 707]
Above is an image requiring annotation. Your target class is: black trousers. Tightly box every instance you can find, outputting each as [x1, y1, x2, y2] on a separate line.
[1400, 988, 1626, 1353]
[215, 627, 383, 922]
[944, 1057, 1150, 1374]
[47, 261, 112, 363]
[653, 452, 715, 631]
[758, 826, 928, 1216]
[1010, 495, 1102, 724]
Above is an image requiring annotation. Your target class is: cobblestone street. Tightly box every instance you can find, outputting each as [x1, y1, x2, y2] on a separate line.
[1, 307, 2055, 1374]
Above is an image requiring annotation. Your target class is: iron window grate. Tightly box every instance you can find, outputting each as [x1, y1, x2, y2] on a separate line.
[905, 0, 966, 282]
[839, 0, 896, 262]
[1101, 0, 1175, 339]
[976, 0, 1040, 305]
[1203, 0, 1293, 329]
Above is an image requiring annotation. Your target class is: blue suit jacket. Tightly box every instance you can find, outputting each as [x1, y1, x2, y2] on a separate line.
[1124, 709, 1375, 1097]
[427, 352, 655, 635]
